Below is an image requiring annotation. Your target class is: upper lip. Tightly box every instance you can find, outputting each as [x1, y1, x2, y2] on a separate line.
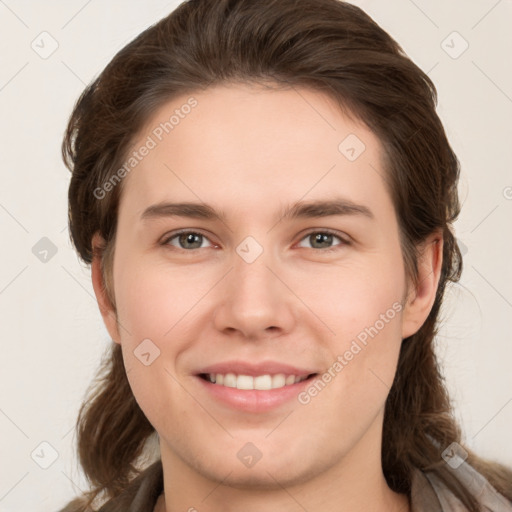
[196, 360, 318, 377]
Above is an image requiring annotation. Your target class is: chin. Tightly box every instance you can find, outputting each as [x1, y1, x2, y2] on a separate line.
[191, 451, 320, 490]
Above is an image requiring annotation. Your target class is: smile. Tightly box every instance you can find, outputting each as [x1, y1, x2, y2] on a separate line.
[199, 372, 314, 390]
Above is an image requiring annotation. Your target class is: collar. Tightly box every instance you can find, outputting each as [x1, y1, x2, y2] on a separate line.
[410, 461, 512, 511]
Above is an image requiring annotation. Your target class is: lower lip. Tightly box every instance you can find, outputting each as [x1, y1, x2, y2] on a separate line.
[195, 375, 316, 412]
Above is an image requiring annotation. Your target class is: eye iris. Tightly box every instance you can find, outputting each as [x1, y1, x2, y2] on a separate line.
[180, 232, 202, 249]
[311, 232, 333, 249]
[172, 232, 338, 250]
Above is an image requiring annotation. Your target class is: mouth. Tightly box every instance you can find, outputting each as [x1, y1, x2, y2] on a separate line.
[197, 372, 318, 391]
[195, 370, 319, 412]
[193, 360, 320, 412]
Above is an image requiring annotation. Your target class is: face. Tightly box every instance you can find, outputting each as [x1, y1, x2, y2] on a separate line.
[93, 83, 438, 488]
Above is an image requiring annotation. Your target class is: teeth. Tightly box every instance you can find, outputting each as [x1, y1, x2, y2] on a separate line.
[272, 374, 286, 388]
[224, 373, 237, 388]
[237, 375, 253, 390]
[254, 375, 272, 390]
[204, 372, 310, 390]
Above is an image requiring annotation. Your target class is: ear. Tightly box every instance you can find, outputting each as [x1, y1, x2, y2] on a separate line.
[91, 231, 121, 344]
[401, 231, 443, 339]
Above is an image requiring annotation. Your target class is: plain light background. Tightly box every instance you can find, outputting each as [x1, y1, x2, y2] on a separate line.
[0, 0, 511, 510]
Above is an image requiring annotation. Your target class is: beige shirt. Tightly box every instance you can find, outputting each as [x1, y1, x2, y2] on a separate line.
[95, 459, 512, 511]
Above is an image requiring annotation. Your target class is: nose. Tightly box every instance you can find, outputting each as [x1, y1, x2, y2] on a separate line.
[212, 245, 296, 340]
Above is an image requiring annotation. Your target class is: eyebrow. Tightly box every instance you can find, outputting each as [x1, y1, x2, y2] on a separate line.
[140, 198, 374, 223]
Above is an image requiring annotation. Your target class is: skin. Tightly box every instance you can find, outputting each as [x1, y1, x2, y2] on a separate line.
[91, 83, 442, 512]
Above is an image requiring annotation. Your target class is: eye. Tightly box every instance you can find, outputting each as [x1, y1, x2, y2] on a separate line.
[296, 229, 349, 252]
[161, 230, 214, 250]
[160, 229, 349, 252]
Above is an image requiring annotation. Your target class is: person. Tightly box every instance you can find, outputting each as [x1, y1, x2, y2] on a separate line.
[58, 0, 512, 511]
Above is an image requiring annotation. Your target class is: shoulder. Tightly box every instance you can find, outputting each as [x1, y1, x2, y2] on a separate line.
[411, 461, 512, 512]
[97, 460, 163, 512]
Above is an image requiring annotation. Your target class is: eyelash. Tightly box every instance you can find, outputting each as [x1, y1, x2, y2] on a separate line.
[160, 228, 350, 253]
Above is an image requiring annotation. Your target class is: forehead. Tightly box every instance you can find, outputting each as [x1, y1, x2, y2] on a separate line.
[119, 83, 389, 223]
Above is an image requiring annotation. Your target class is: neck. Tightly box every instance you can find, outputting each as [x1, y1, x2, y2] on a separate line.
[157, 410, 410, 512]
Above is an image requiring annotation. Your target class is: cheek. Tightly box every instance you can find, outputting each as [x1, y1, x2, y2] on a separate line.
[299, 271, 404, 437]
[302, 255, 405, 339]
[114, 265, 194, 432]
[306, 256, 405, 396]
[114, 259, 211, 345]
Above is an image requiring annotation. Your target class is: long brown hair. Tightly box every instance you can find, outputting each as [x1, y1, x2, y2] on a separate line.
[60, 0, 512, 510]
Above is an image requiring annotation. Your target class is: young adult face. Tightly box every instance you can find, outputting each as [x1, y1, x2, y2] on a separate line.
[92, 83, 441, 508]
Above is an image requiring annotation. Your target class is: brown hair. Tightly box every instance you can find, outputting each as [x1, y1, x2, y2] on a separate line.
[60, 0, 512, 510]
